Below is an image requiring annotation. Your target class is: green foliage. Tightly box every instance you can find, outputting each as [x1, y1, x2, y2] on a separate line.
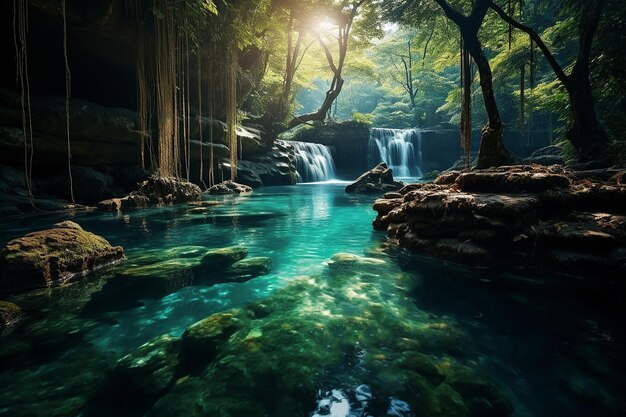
[352, 112, 374, 125]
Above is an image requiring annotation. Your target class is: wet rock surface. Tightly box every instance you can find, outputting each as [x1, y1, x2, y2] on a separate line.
[113, 334, 182, 398]
[345, 163, 404, 194]
[0, 221, 124, 294]
[83, 245, 271, 312]
[120, 253, 512, 417]
[206, 180, 253, 195]
[98, 177, 201, 210]
[373, 165, 626, 280]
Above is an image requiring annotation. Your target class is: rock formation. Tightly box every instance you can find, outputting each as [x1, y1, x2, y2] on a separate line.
[373, 165, 626, 281]
[0, 221, 124, 293]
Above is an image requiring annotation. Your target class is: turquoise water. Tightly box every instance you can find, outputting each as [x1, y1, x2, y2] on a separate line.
[0, 183, 624, 417]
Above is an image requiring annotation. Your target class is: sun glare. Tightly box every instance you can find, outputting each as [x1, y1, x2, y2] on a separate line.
[312, 17, 337, 35]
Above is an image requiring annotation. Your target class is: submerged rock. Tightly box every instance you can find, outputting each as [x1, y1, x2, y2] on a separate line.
[205, 180, 253, 195]
[98, 176, 201, 210]
[222, 257, 271, 281]
[201, 246, 249, 268]
[345, 163, 404, 193]
[0, 300, 23, 332]
[114, 334, 182, 398]
[143, 254, 511, 417]
[0, 221, 124, 293]
[181, 309, 247, 368]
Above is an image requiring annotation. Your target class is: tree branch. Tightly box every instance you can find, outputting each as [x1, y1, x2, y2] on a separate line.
[489, 1, 568, 85]
[314, 34, 339, 74]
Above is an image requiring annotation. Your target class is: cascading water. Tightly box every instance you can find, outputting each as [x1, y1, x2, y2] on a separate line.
[368, 128, 423, 178]
[292, 141, 337, 183]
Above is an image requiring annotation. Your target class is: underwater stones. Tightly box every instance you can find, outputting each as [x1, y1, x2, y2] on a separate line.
[114, 334, 182, 398]
[200, 246, 248, 268]
[181, 309, 246, 367]
[0, 350, 109, 417]
[98, 177, 201, 210]
[327, 253, 387, 276]
[0, 220, 124, 293]
[395, 351, 446, 386]
[345, 163, 404, 193]
[446, 366, 513, 417]
[206, 180, 253, 195]
[0, 300, 23, 332]
[142, 254, 514, 417]
[222, 257, 271, 281]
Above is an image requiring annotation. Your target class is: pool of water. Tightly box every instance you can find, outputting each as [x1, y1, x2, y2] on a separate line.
[0, 183, 624, 417]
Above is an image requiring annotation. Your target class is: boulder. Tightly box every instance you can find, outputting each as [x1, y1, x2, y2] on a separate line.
[206, 180, 253, 195]
[0, 221, 124, 293]
[345, 163, 404, 193]
[222, 257, 271, 281]
[201, 246, 248, 268]
[181, 309, 247, 367]
[98, 177, 201, 210]
[114, 334, 181, 398]
[0, 301, 23, 332]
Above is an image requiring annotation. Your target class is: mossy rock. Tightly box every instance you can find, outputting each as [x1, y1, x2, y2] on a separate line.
[395, 351, 446, 386]
[114, 334, 182, 398]
[446, 365, 514, 416]
[327, 253, 387, 277]
[200, 246, 248, 269]
[181, 309, 248, 368]
[0, 221, 124, 293]
[222, 257, 271, 281]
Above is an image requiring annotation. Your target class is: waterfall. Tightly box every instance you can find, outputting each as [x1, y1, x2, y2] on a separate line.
[292, 141, 337, 183]
[368, 128, 423, 178]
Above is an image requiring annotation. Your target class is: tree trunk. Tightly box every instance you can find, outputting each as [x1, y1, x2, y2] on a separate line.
[565, 0, 608, 161]
[565, 71, 607, 160]
[464, 33, 512, 168]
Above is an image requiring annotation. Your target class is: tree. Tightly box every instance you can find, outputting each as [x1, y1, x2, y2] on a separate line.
[489, 0, 609, 161]
[288, 0, 368, 127]
[433, 0, 513, 168]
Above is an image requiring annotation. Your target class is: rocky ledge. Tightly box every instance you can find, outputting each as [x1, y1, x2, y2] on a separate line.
[206, 180, 253, 195]
[373, 165, 626, 281]
[98, 176, 201, 210]
[0, 221, 124, 293]
[346, 163, 404, 194]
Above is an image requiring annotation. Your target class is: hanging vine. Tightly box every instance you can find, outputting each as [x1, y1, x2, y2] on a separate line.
[135, 0, 154, 171]
[61, 0, 75, 203]
[225, 41, 238, 181]
[153, 0, 179, 178]
[13, 0, 35, 202]
[460, 37, 472, 168]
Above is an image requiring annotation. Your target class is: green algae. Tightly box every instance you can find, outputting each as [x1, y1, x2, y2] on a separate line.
[116, 252, 514, 417]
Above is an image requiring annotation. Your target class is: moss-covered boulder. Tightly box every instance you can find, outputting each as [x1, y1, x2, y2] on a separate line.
[114, 334, 182, 398]
[145, 254, 512, 417]
[181, 309, 248, 368]
[200, 246, 248, 269]
[222, 257, 271, 281]
[0, 221, 124, 294]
